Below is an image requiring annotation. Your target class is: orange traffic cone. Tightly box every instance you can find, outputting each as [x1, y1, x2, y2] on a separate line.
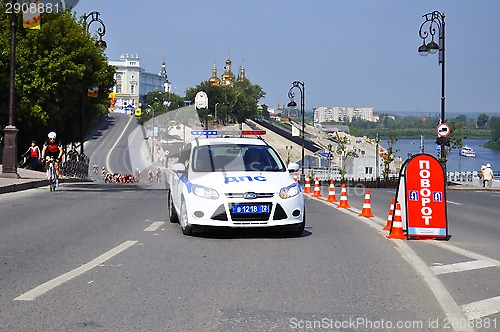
[303, 174, 312, 194]
[386, 203, 406, 240]
[326, 180, 337, 202]
[358, 189, 374, 218]
[337, 184, 351, 208]
[312, 176, 323, 198]
[293, 172, 298, 182]
[383, 198, 395, 231]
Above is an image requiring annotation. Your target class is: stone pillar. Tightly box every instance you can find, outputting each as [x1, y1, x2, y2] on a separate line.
[1, 125, 19, 178]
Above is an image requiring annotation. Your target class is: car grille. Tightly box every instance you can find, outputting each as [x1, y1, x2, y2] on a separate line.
[225, 193, 274, 199]
[211, 202, 288, 223]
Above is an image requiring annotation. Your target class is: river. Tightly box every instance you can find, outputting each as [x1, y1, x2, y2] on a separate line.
[391, 139, 500, 172]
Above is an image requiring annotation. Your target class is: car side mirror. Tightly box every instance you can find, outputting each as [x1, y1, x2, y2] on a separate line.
[171, 162, 186, 173]
[287, 162, 300, 172]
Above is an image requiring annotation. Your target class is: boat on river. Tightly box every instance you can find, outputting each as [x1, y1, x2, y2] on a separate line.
[460, 145, 476, 158]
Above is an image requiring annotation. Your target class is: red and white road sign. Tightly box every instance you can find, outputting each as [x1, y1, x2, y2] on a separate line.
[404, 154, 447, 238]
[436, 123, 450, 137]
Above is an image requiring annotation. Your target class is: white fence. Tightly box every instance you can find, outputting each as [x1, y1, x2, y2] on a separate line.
[447, 171, 475, 182]
[299, 169, 494, 183]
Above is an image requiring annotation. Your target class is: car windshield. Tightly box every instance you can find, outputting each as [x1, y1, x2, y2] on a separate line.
[192, 144, 286, 172]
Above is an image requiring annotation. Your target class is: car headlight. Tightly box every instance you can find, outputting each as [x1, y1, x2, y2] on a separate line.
[279, 183, 300, 199]
[192, 184, 219, 200]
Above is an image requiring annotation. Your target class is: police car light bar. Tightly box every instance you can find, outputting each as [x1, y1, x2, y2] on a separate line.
[191, 130, 266, 136]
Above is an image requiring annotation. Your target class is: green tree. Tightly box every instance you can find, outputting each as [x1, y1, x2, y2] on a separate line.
[0, 10, 115, 153]
[477, 113, 489, 128]
[334, 132, 356, 182]
[139, 91, 186, 125]
[381, 133, 398, 179]
[447, 119, 466, 157]
[184, 78, 265, 126]
[484, 116, 500, 150]
[491, 116, 500, 141]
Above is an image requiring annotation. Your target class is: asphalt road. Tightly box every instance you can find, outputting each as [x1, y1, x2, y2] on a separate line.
[1, 112, 499, 331]
[1, 183, 449, 331]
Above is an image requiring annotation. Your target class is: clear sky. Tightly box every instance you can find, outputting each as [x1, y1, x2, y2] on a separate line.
[73, 1, 500, 116]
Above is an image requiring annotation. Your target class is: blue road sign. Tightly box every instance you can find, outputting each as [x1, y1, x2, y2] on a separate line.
[433, 191, 443, 202]
[409, 190, 419, 201]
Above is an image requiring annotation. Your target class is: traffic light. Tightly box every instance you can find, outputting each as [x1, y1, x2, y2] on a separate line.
[436, 137, 450, 146]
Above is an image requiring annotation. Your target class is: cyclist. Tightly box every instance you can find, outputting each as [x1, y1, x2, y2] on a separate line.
[156, 167, 162, 183]
[41, 131, 63, 185]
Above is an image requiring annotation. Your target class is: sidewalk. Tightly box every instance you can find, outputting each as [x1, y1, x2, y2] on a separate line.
[448, 180, 500, 191]
[0, 165, 92, 194]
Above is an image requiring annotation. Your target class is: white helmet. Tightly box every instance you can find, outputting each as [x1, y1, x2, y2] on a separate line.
[48, 131, 57, 139]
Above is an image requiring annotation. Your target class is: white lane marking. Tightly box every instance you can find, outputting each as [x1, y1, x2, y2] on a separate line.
[105, 115, 134, 173]
[447, 200, 463, 206]
[311, 196, 473, 332]
[428, 241, 500, 268]
[462, 296, 500, 321]
[390, 242, 473, 331]
[144, 221, 164, 232]
[431, 260, 496, 275]
[14, 241, 137, 301]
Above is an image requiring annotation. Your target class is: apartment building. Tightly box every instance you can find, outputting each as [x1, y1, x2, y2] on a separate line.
[109, 54, 169, 111]
[313, 106, 374, 123]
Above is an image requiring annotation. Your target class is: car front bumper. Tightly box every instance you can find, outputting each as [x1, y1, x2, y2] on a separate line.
[185, 193, 304, 228]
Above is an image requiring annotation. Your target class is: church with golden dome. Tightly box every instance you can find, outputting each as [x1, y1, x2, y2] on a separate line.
[209, 55, 246, 86]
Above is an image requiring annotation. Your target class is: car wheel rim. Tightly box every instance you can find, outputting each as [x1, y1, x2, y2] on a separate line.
[180, 202, 188, 229]
[168, 195, 173, 218]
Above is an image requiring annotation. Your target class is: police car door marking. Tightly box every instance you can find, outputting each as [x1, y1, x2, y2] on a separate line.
[177, 173, 192, 193]
[224, 176, 267, 184]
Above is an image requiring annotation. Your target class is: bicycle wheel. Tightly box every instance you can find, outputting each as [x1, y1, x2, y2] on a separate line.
[49, 164, 56, 191]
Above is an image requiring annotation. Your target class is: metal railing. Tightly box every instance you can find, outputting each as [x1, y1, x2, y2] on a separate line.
[298, 168, 497, 184]
[61, 154, 90, 179]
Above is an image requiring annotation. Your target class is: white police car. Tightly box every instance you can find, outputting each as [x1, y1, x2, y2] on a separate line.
[167, 130, 305, 236]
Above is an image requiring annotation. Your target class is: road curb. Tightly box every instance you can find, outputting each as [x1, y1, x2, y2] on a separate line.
[0, 178, 94, 195]
[0, 180, 47, 194]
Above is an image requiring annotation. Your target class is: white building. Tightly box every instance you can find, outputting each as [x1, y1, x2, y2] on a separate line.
[313, 106, 374, 123]
[109, 54, 170, 111]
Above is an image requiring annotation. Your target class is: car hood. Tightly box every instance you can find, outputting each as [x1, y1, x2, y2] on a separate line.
[190, 171, 296, 193]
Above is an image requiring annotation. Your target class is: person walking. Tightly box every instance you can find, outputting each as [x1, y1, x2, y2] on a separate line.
[22, 141, 42, 170]
[482, 163, 494, 188]
[66, 145, 79, 162]
[65, 145, 79, 177]
[479, 165, 486, 187]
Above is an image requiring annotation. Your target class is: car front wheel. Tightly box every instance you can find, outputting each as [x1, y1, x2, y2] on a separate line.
[168, 190, 178, 223]
[179, 198, 194, 236]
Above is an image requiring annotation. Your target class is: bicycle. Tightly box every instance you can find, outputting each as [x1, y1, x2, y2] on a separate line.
[46, 157, 57, 192]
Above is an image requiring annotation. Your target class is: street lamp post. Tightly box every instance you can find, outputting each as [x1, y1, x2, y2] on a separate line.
[215, 102, 219, 124]
[285, 145, 292, 165]
[147, 106, 155, 162]
[287, 81, 305, 181]
[83, 11, 107, 49]
[418, 10, 446, 171]
[81, 11, 107, 155]
[375, 134, 380, 187]
[1, 0, 19, 178]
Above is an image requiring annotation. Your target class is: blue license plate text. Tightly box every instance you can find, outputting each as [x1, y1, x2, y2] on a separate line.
[232, 205, 269, 214]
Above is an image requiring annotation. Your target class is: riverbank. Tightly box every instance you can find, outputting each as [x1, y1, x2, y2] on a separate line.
[392, 139, 500, 172]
